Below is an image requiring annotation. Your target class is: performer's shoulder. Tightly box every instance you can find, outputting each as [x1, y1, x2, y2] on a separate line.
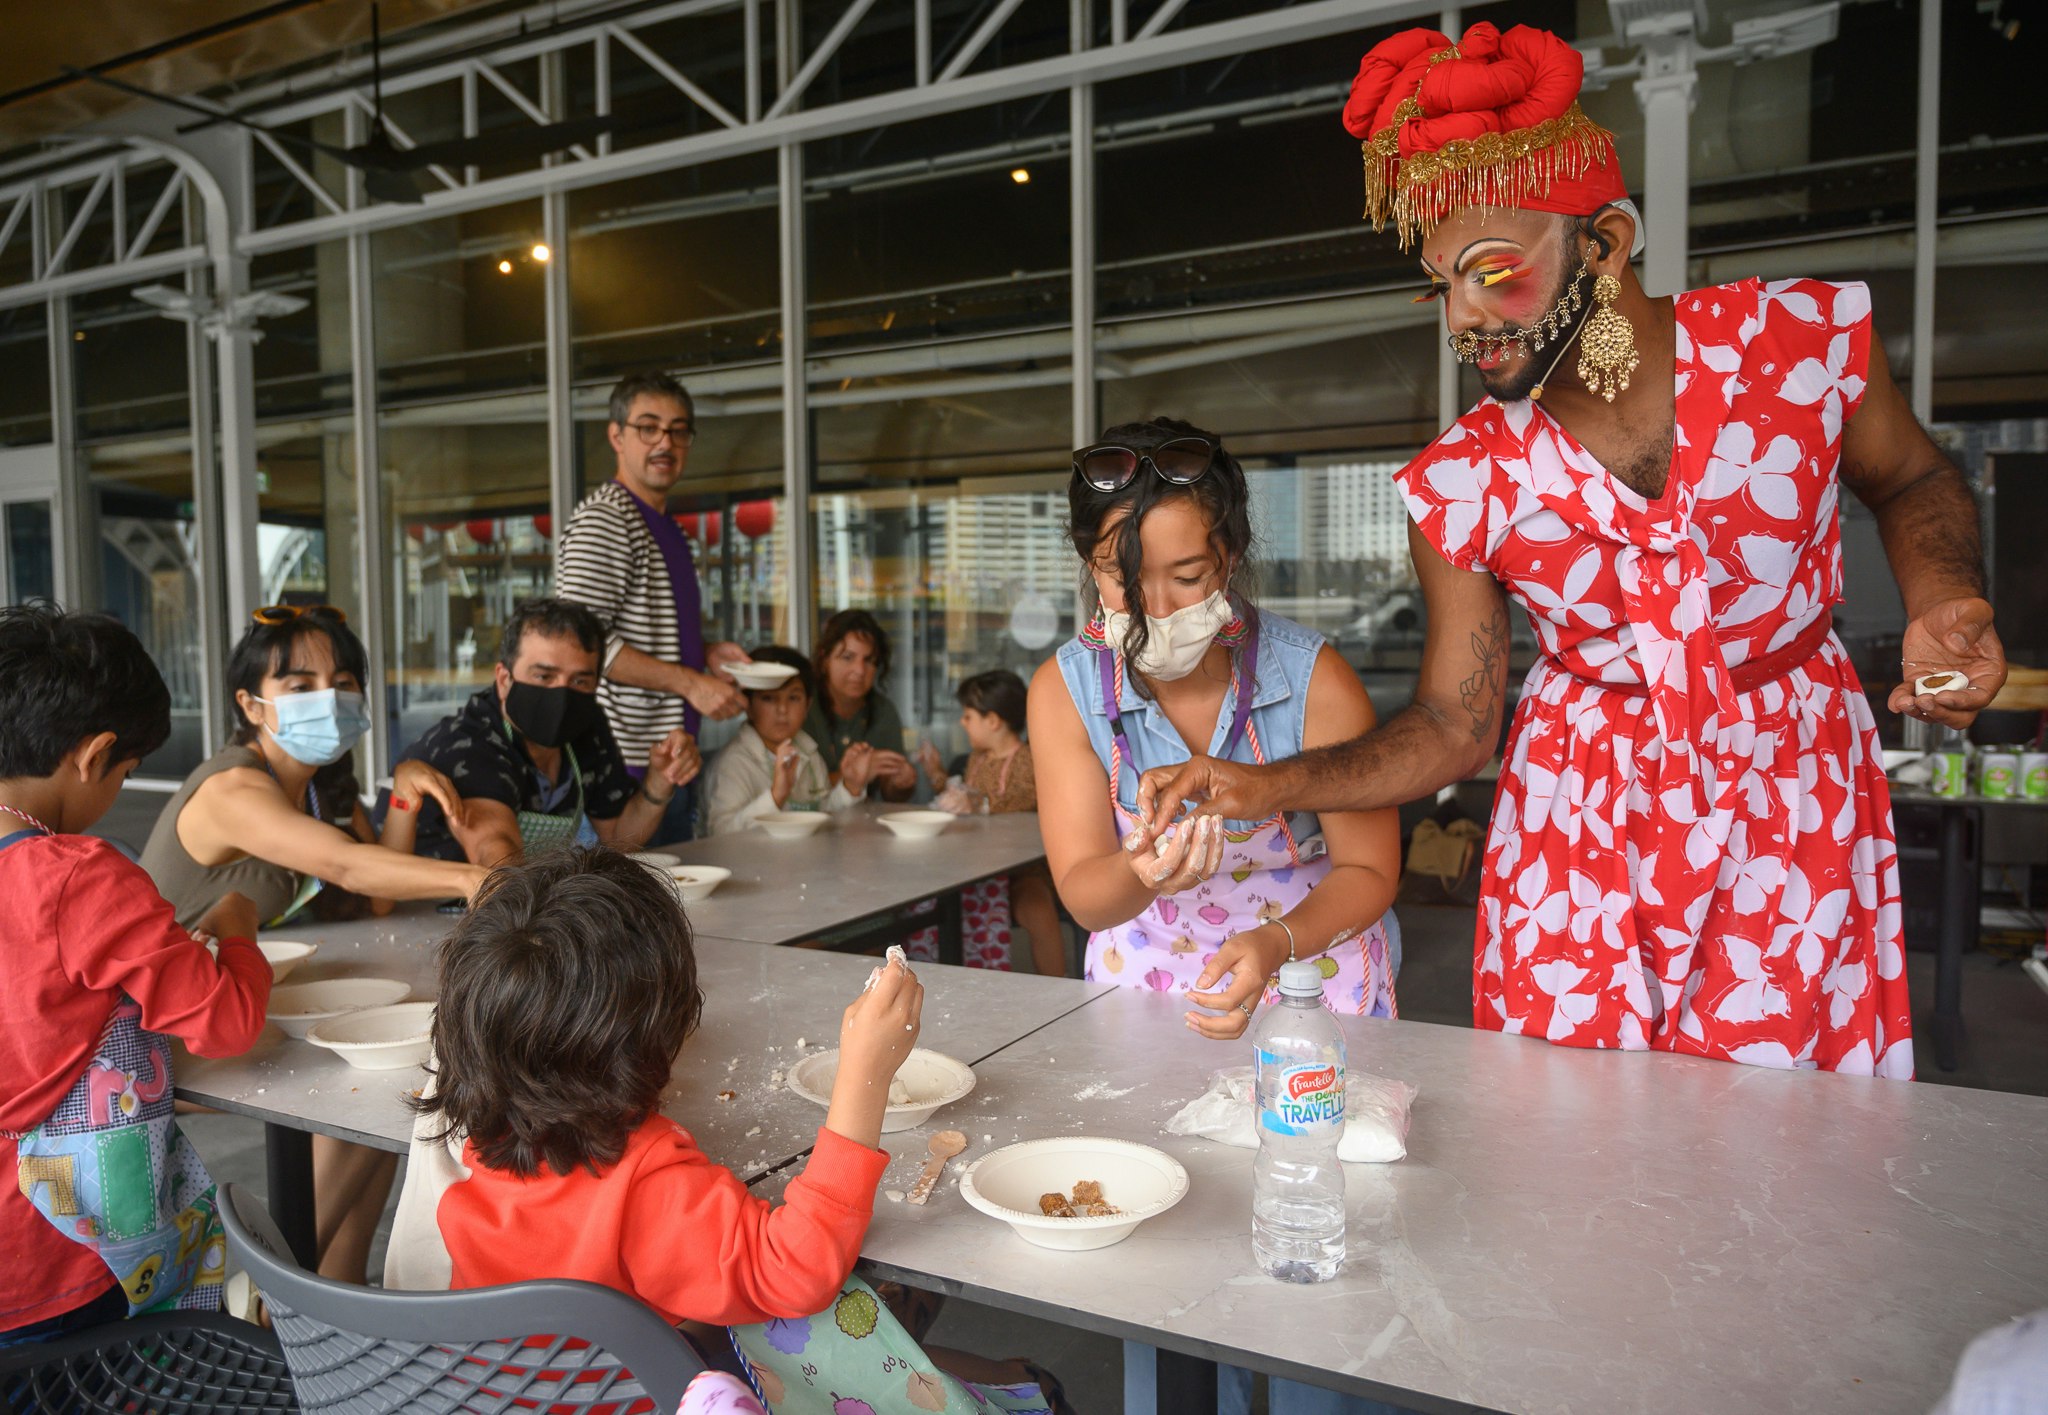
[1396, 401, 1508, 484]
[1752, 275, 1873, 331]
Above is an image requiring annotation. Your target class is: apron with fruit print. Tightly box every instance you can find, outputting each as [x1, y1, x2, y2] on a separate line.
[732, 1278, 1058, 1414]
[1076, 621, 1396, 1018]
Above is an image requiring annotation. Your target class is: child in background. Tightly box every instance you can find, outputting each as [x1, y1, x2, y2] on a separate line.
[397, 849, 1065, 1412]
[920, 670, 1066, 976]
[700, 646, 868, 836]
[0, 604, 270, 1345]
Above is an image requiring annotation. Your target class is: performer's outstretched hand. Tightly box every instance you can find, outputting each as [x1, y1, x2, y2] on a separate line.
[1135, 754, 1280, 842]
[1889, 596, 2006, 729]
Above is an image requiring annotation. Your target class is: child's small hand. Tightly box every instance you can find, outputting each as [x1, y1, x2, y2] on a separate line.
[916, 740, 945, 783]
[771, 741, 800, 807]
[197, 891, 261, 945]
[824, 955, 924, 1149]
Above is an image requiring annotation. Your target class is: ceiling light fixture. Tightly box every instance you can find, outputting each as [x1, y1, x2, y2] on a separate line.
[531, 242, 552, 263]
[497, 258, 514, 274]
[1010, 167, 1031, 184]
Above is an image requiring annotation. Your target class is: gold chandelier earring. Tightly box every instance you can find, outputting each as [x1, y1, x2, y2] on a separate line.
[1576, 264, 1639, 403]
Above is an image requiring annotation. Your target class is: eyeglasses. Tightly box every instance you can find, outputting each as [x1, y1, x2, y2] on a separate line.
[625, 420, 697, 447]
[252, 603, 347, 625]
[1072, 436, 1217, 493]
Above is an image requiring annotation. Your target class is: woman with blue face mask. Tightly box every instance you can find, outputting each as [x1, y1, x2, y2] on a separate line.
[140, 604, 489, 1286]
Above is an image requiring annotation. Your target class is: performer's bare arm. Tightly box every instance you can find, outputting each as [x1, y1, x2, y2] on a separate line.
[1136, 523, 1511, 834]
[1838, 333, 2006, 728]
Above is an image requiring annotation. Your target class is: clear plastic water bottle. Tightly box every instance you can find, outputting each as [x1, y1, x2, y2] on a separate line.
[1252, 960, 1347, 1282]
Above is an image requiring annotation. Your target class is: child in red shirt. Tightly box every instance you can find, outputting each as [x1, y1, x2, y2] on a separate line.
[0, 604, 271, 1345]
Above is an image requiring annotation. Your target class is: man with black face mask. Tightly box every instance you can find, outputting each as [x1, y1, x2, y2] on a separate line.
[391, 599, 701, 867]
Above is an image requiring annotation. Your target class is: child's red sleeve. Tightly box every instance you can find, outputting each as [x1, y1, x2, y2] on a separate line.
[618, 1127, 889, 1326]
[55, 841, 271, 1057]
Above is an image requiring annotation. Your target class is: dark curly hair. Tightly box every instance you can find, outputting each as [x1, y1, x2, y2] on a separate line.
[1066, 416, 1256, 696]
[414, 848, 704, 1178]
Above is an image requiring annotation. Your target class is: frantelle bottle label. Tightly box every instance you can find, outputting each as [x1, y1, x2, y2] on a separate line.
[1255, 1049, 1345, 1136]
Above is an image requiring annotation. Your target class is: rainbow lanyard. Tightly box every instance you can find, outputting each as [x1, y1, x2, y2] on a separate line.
[1094, 616, 1259, 803]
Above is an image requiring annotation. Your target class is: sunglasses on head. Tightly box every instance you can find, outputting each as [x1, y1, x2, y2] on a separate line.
[252, 603, 347, 626]
[1072, 436, 1217, 493]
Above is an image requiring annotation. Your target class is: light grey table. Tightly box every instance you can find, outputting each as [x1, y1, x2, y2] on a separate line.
[752, 985, 2048, 1415]
[177, 906, 1106, 1262]
[640, 805, 1048, 961]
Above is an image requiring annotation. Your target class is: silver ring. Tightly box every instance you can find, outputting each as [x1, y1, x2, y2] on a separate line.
[1238, 1001, 1254, 1019]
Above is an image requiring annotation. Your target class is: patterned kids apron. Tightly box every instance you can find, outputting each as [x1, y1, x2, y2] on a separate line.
[1, 828, 227, 1315]
[1085, 623, 1397, 1018]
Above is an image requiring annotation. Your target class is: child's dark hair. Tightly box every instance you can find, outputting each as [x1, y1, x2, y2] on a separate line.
[416, 848, 704, 1178]
[1067, 416, 1256, 695]
[0, 601, 170, 777]
[745, 644, 815, 701]
[225, 608, 370, 822]
[957, 670, 1027, 737]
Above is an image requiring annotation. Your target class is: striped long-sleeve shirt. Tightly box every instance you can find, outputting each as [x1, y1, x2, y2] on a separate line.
[554, 479, 706, 760]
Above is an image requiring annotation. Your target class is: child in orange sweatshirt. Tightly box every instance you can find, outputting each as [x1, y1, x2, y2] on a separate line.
[401, 849, 1067, 1413]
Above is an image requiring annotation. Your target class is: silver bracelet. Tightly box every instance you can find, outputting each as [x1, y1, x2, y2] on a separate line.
[1272, 916, 1297, 963]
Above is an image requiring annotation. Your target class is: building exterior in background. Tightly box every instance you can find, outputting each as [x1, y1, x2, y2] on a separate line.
[0, 0, 2040, 780]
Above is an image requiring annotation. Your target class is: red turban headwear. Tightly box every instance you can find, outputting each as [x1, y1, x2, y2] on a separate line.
[1341, 23, 1627, 247]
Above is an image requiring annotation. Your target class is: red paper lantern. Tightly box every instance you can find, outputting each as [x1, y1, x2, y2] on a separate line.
[428, 519, 461, 533]
[534, 514, 553, 539]
[735, 499, 775, 539]
[466, 519, 498, 545]
[672, 511, 721, 548]
[405, 524, 429, 544]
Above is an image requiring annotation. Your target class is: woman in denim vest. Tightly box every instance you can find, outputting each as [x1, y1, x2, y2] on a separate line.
[1028, 418, 1400, 1037]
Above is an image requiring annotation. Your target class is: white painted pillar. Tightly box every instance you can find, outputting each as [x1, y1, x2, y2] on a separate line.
[1910, 0, 1940, 423]
[1634, 35, 1697, 299]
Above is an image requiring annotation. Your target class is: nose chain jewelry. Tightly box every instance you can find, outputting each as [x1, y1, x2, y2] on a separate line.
[1448, 260, 1589, 364]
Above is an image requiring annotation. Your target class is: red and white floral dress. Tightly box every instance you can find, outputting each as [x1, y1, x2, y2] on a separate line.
[1396, 277, 1912, 1078]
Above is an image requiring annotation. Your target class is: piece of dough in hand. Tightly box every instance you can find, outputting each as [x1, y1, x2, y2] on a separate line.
[1916, 671, 1969, 695]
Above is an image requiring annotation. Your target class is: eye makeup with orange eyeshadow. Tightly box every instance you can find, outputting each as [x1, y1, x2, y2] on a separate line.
[1473, 260, 1533, 288]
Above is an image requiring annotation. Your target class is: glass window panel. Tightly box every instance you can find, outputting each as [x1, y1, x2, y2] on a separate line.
[0, 303, 51, 447]
[5, 499, 55, 603]
[72, 285, 190, 441]
[374, 199, 546, 405]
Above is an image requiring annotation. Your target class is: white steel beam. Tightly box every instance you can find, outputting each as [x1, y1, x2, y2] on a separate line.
[764, 0, 881, 120]
[1069, 0, 1095, 448]
[348, 228, 392, 780]
[47, 294, 86, 611]
[185, 262, 225, 759]
[1137, 0, 1193, 43]
[251, 129, 346, 217]
[939, 0, 1031, 84]
[1910, 0, 1938, 423]
[474, 60, 600, 159]
[236, 0, 1441, 253]
[44, 167, 112, 277]
[606, 26, 743, 129]
[124, 171, 185, 261]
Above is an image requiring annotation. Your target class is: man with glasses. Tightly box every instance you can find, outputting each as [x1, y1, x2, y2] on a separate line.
[556, 372, 749, 845]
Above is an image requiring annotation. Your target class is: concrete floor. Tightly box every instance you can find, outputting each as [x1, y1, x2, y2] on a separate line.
[104, 790, 2048, 1412]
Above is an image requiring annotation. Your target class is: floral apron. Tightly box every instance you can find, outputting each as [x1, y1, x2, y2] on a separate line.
[732, 1277, 1054, 1414]
[1, 829, 226, 1315]
[1085, 630, 1396, 1017]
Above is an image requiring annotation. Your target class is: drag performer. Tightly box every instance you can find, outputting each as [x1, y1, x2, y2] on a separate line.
[1138, 22, 2006, 1077]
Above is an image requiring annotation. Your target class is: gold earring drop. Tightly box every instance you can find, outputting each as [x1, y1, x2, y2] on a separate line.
[1576, 269, 1639, 403]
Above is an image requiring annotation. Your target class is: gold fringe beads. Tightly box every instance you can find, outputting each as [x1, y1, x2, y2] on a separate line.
[1360, 103, 1618, 249]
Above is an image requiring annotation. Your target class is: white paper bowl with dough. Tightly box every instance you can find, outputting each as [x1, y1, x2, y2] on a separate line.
[266, 978, 411, 1039]
[787, 1048, 975, 1133]
[257, 940, 318, 982]
[305, 1002, 436, 1071]
[959, 1137, 1190, 1252]
[662, 864, 731, 902]
[877, 810, 955, 841]
[755, 810, 832, 840]
[724, 662, 801, 691]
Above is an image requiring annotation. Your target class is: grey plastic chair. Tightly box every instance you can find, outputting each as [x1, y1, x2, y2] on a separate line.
[0, 1311, 297, 1413]
[219, 1183, 708, 1414]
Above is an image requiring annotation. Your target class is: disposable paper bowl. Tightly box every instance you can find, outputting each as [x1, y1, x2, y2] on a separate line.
[258, 940, 317, 983]
[266, 978, 411, 1040]
[306, 1002, 436, 1071]
[725, 662, 801, 691]
[664, 864, 731, 902]
[755, 810, 831, 840]
[960, 1137, 1189, 1252]
[787, 1048, 975, 1133]
[877, 810, 954, 841]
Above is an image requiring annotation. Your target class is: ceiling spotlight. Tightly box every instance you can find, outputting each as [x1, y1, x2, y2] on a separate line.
[531, 242, 552, 263]
[1010, 167, 1031, 185]
[497, 258, 514, 274]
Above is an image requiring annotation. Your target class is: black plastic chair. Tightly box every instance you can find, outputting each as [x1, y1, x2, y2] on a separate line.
[0, 1310, 297, 1413]
[219, 1183, 707, 1414]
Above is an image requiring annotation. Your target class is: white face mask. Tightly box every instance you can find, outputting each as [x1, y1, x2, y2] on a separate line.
[1103, 590, 1232, 681]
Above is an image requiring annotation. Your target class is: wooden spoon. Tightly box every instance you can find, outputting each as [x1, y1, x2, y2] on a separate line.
[906, 1130, 968, 1206]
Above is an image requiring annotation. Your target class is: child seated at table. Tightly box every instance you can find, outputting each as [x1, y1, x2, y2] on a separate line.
[700, 645, 868, 836]
[917, 669, 1066, 976]
[389, 848, 1068, 1413]
[0, 604, 270, 1346]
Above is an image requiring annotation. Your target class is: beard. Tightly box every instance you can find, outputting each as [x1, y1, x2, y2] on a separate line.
[1471, 261, 1594, 403]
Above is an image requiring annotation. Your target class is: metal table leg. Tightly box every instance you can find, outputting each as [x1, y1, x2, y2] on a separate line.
[264, 1124, 317, 1268]
[1931, 804, 1977, 1073]
[1156, 1348, 1219, 1409]
[936, 890, 964, 967]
